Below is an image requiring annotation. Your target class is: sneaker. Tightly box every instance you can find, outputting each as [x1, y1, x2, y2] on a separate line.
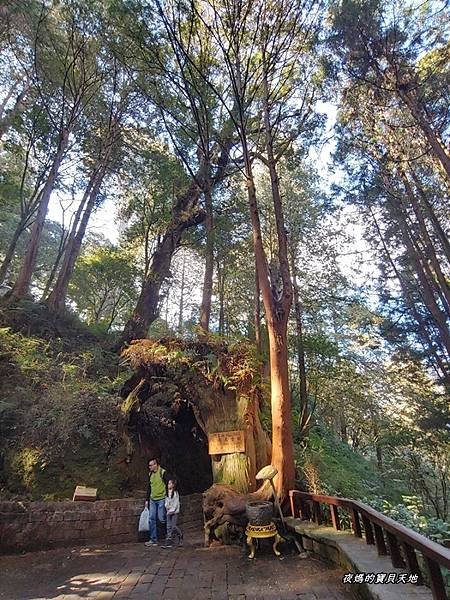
[144, 540, 157, 547]
[161, 540, 173, 549]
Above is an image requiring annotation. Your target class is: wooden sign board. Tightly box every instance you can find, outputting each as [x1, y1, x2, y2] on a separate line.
[73, 486, 97, 502]
[208, 430, 245, 455]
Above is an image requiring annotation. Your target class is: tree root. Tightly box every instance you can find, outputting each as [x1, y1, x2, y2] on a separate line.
[202, 482, 273, 546]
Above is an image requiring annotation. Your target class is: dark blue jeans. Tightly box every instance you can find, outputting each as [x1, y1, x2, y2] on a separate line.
[149, 498, 166, 542]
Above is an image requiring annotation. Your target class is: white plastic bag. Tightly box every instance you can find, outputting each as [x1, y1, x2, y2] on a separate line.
[138, 507, 150, 532]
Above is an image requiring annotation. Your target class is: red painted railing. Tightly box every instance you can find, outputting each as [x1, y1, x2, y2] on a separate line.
[289, 490, 450, 600]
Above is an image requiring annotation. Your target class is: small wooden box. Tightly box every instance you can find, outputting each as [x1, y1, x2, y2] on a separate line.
[73, 485, 97, 502]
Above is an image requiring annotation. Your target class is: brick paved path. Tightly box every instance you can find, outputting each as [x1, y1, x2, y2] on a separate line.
[0, 536, 355, 600]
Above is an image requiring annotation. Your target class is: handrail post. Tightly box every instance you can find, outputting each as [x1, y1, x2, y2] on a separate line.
[299, 500, 307, 520]
[350, 507, 362, 538]
[330, 505, 341, 530]
[386, 532, 405, 568]
[313, 501, 322, 525]
[424, 556, 447, 600]
[373, 523, 387, 555]
[361, 515, 375, 545]
[304, 500, 311, 521]
[402, 542, 423, 585]
[289, 491, 296, 518]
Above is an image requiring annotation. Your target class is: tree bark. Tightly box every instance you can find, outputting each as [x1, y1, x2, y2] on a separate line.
[400, 170, 450, 314]
[40, 227, 70, 300]
[6, 128, 70, 301]
[244, 152, 295, 499]
[45, 164, 107, 311]
[289, 247, 312, 436]
[178, 252, 186, 334]
[376, 444, 383, 470]
[369, 205, 449, 380]
[260, 56, 295, 499]
[121, 177, 206, 343]
[254, 259, 262, 353]
[408, 168, 450, 264]
[199, 173, 214, 332]
[0, 81, 19, 120]
[217, 258, 226, 336]
[396, 86, 450, 181]
[385, 191, 450, 356]
[0, 219, 28, 284]
[0, 83, 29, 140]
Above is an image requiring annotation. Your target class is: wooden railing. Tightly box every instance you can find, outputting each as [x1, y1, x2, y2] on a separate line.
[289, 490, 450, 600]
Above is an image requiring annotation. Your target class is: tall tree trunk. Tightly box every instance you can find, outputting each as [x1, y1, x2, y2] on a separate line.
[408, 228, 450, 320]
[408, 168, 450, 264]
[121, 178, 205, 343]
[0, 157, 48, 285]
[385, 191, 450, 356]
[369, 205, 449, 380]
[178, 252, 186, 334]
[290, 250, 307, 407]
[376, 444, 383, 470]
[0, 84, 29, 140]
[6, 129, 70, 302]
[289, 247, 312, 436]
[164, 293, 170, 331]
[46, 115, 119, 310]
[401, 226, 450, 354]
[217, 259, 225, 336]
[254, 260, 262, 353]
[261, 57, 295, 498]
[400, 170, 450, 314]
[393, 79, 450, 180]
[0, 219, 28, 284]
[243, 144, 294, 498]
[41, 194, 88, 303]
[40, 228, 70, 300]
[199, 173, 214, 332]
[121, 121, 232, 344]
[0, 132, 52, 284]
[45, 164, 107, 311]
[0, 81, 19, 119]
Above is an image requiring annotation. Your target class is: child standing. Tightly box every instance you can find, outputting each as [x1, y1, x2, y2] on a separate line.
[162, 479, 183, 548]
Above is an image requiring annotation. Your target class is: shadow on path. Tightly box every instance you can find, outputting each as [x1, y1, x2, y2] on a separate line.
[0, 536, 356, 599]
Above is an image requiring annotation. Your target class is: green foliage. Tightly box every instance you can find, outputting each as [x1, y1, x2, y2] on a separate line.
[296, 425, 400, 500]
[364, 496, 450, 544]
[0, 311, 130, 500]
[122, 336, 264, 399]
[297, 424, 450, 544]
[68, 241, 139, 331]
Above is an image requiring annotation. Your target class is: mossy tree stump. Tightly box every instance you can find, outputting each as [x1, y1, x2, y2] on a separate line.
[120, 337, 271, 495]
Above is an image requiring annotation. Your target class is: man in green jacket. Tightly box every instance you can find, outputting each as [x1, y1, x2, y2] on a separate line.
[144, 457, 170, 546]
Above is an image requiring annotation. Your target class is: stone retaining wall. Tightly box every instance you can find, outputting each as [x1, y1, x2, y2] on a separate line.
[0, 493, 204, 555]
